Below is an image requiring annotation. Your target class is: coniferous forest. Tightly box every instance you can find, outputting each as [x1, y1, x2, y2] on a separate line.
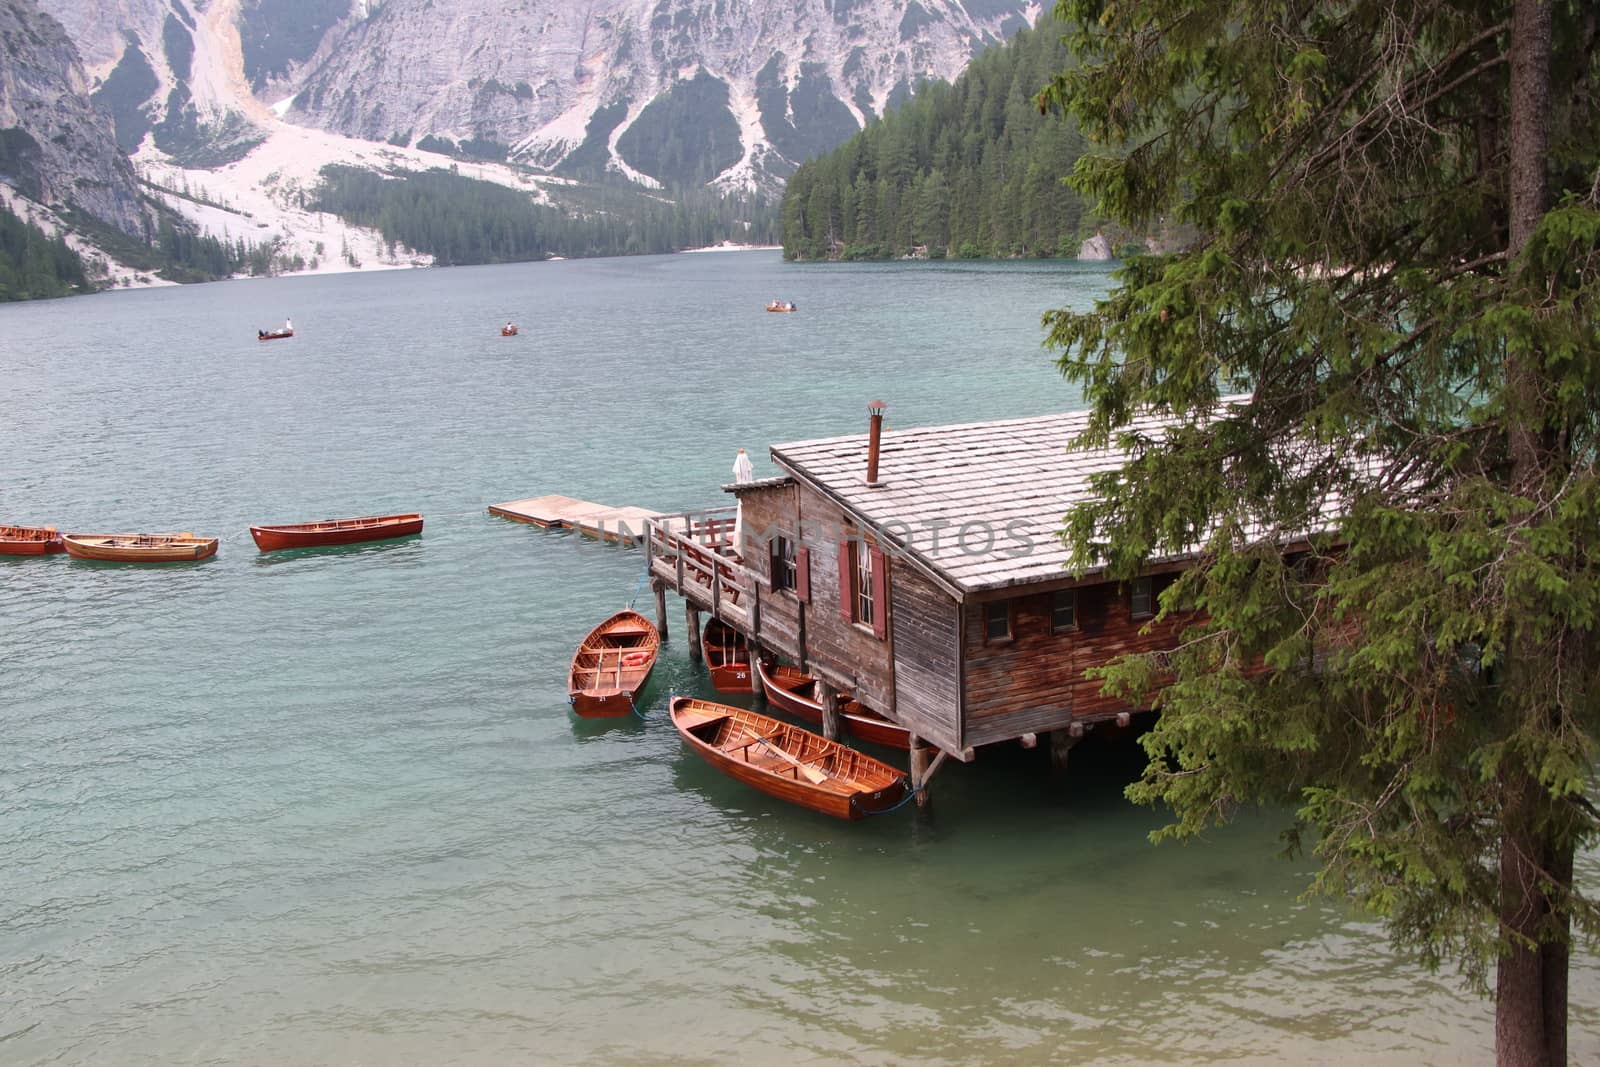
[781, 15, 1094, 261]
[312, 165, 779, 265]
[0, 203, 91, 300]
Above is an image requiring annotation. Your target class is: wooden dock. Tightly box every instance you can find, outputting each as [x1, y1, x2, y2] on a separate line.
[488, 494, 673, 544]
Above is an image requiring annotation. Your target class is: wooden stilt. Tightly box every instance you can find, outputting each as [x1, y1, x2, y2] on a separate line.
[749, 645, 767, 704]
[652, 580, 670, 642]
[819, 682, 841, 741]
[685, 603, 702, 662]
[1049, 728, 1080, 776]
[910, 734, 933, 810]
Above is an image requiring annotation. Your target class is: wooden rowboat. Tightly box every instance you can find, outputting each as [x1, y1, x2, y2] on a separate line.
[250, 513, 423, 552]
[569, 609, 660, 717]
[61, 532, 218, 563]
[671, 697, 909, 820]
[755, 657, 917, 750]
[501, 324, 519, 336]
[257, 328, 293, 341]
[0, 524, 64, 556]
[765, 301, 797, 313]
[703, 616, 752, 693]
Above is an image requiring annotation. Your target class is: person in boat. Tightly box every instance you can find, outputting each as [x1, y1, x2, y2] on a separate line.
[284, 318, 293, 332]
[258, 329, 265, 339]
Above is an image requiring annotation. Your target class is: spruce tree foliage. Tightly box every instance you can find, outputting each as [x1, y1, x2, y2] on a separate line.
[1039, 1, 1599, 1062]
[311, 165, 778, 264]
[781, 13, 1091, 261]
[0, 202, 89, 301]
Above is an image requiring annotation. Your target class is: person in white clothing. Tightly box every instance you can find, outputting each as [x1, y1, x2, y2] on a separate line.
[732, 447, 754, 484]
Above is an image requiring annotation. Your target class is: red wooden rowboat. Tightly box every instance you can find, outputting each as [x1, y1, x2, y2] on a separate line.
[0, 524, 64, 556]
[671, 697, 908, 820]
[703, 616, 752, 693]
[501, 324, 519, 336]
[249, 513, 424, 552]
[569, 610, 660, 717]
[755, 657, 917, 750]
[257, 328, 293, 341]
[61, 532, 218, 562]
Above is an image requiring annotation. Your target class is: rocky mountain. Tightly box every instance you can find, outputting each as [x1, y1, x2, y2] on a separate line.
[0, 0, 146, 237]
[48, 0, 269, 166]
[7, 0, 1043, 290]
[288, 0, 1039, 190]
[42, 0, 1036, 192]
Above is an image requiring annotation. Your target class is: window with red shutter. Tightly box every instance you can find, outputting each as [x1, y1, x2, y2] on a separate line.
[869, 546, 889, 640]
[838, 541, 854, 621]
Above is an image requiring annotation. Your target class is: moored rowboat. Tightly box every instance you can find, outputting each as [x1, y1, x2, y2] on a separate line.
[249, 513, 424, 552]
[61, 532, 218, 563]
[569, 609, 660, 717]
[703, 616, 752, 693]
[754, 657, 917, 750]
[670, 697, 909, 820]
[0, 524, 64, 556]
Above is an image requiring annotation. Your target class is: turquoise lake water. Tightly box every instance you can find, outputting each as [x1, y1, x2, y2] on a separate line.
[1, 252, 1595, 1064]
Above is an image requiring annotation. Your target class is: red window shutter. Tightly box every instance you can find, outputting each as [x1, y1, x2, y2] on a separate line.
[796, 547, 811, 603]
[838, 541, 854, 621]
[870, 546, 889, 640]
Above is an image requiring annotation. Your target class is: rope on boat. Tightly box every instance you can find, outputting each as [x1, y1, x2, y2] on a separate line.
[631, 686, 675, 721]
[626, 560, 651, 609]
[863, 777, 922, 817]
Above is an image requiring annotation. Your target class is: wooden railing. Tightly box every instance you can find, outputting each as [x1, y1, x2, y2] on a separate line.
[646, 508, 801, 660]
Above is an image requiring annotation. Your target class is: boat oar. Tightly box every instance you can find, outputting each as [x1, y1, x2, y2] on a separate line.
[755, 736, 829, 784]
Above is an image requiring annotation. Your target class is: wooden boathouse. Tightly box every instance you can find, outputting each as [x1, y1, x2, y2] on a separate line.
[645, 403, 1197, 803]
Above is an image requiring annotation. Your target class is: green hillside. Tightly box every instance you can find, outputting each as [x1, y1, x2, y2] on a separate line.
[781, 14, 1094, 261]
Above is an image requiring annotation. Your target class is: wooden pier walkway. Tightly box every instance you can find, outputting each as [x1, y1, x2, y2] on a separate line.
[488, 494, 674, 544]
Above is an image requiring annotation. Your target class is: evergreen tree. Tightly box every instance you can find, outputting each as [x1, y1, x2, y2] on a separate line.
[1041, 1, 1600, 1061]
[782, 13, 1095, 260]
[0, 203, 89, 301]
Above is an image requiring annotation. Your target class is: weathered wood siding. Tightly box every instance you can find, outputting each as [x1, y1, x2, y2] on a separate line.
[962, 575, 1188, 747]
[733, 484, 803, 658]
[890, 562, 962, 752]
[736, 482, 895, 715]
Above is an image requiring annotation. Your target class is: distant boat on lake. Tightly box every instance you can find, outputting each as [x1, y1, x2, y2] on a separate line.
[501, 323, 519, 336]
[62, 532, 218, 562]
[765, 300, 797, 312]
[258, 327, 293, 341]
[249, 513, 423, 552]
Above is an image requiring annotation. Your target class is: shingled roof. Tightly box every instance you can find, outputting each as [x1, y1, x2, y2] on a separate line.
[769, 406, 1247, 597]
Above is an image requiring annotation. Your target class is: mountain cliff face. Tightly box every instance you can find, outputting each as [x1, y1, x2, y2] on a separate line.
[42, 0, 1034, 192]
[46, 0, 267, 166]
[289, 0, 1038, 189]
[0, 0, 146, 237]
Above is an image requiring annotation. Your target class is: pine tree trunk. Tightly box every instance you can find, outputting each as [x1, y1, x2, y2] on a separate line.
[1497, 0, 1559, 1064]
[1495, 775, 1552, 1067]
[1541, 834, 1572, 1065]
